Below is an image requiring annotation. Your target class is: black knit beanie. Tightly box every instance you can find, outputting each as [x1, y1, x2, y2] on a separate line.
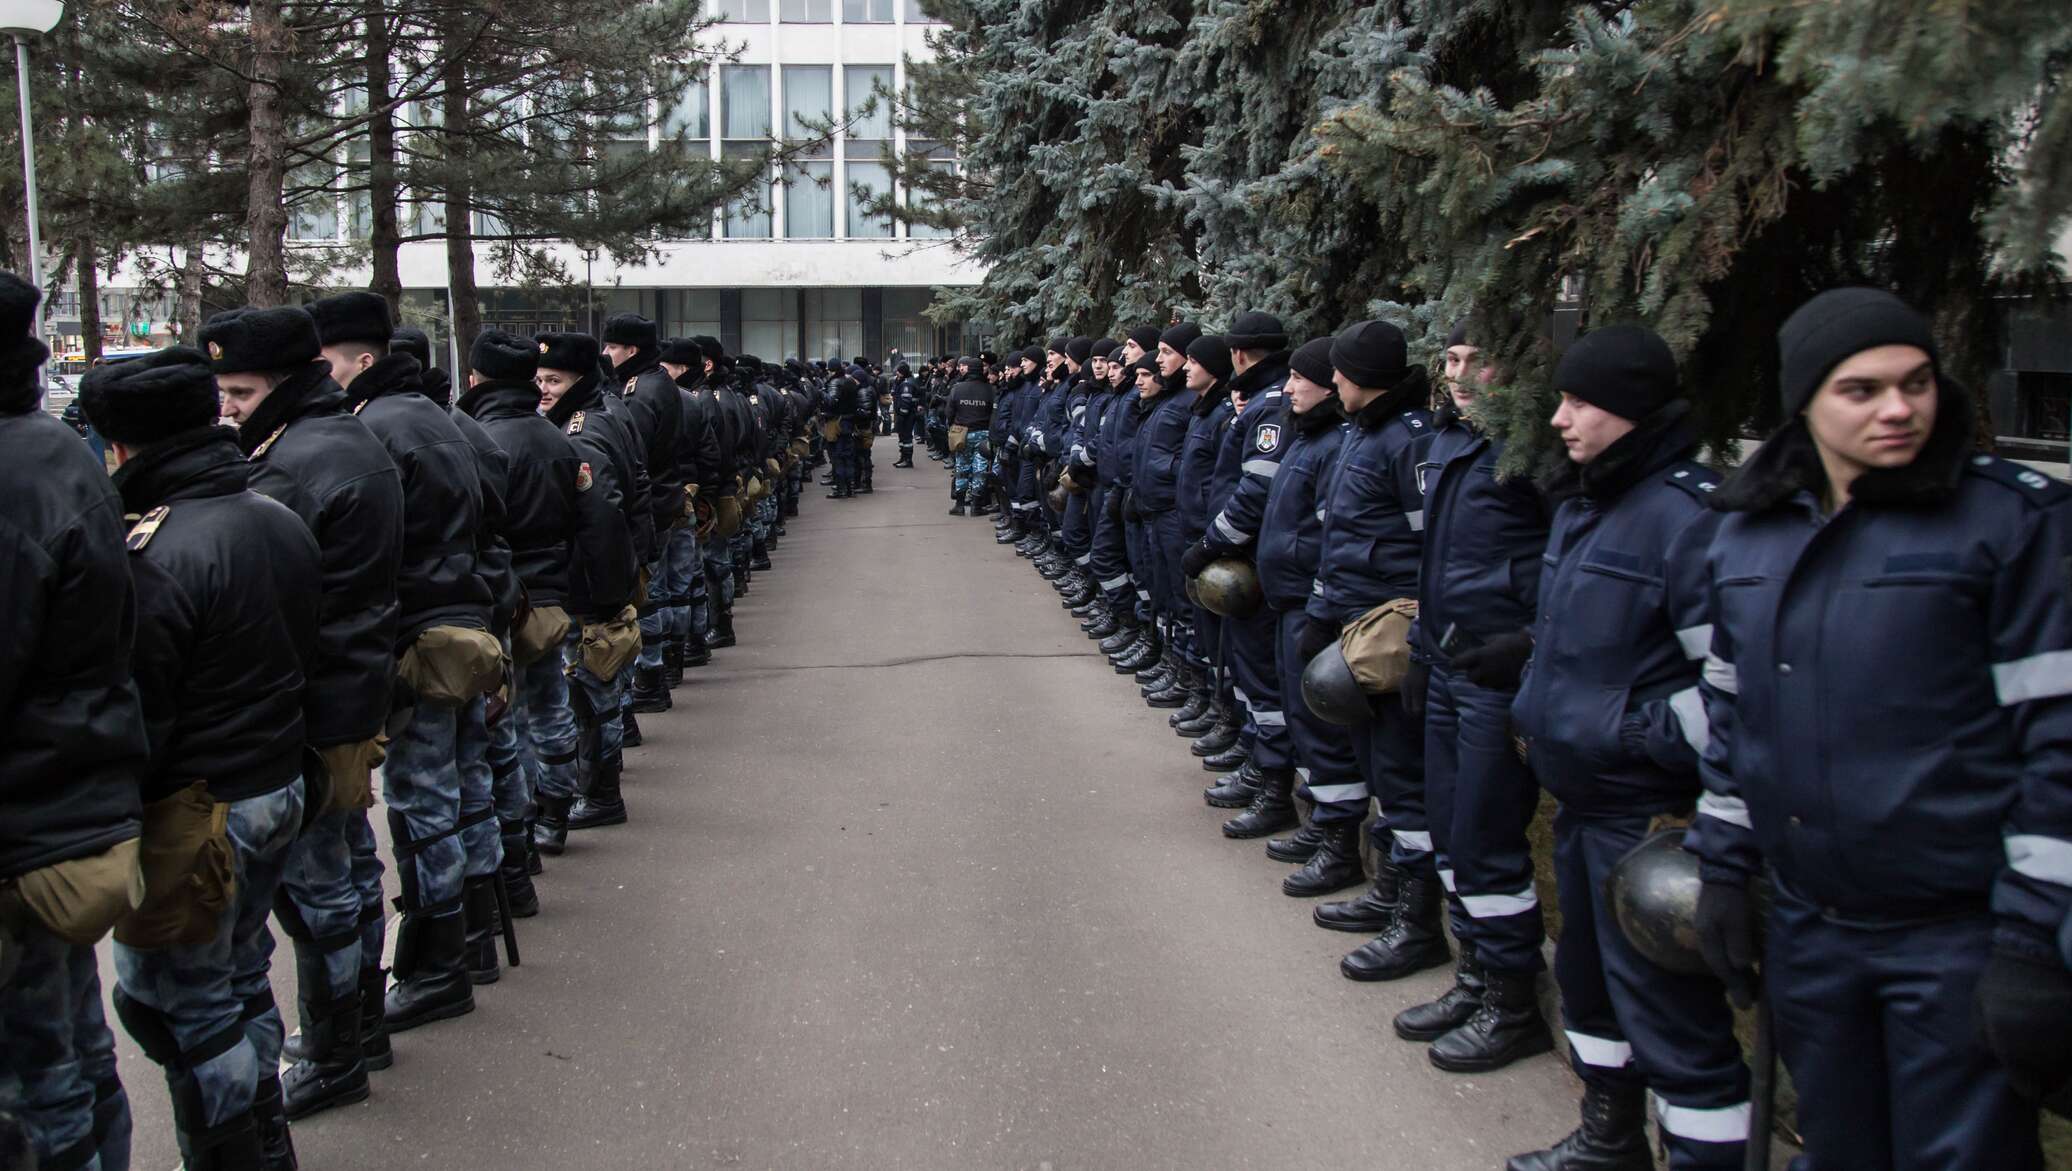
[1552, 325, 1680, 422]
[1777, 288, 1938, 416]
[1127, 326, 1161, 353]
[1329, 319, 1410, 389]
[80, 346, 219, 445]
[470, 329, 539, 383]
[199, 307, 321, 374]
[1225, 311, 1288, 352]
[1185, 334, 1233, 382]
[306, 291, 393, 348]
[1091, 336, 1120, 360]
[1047, 336, 1071, 357]
[1289, 337, 1335, 388]
[1022, 344, 1046, 366]
[1444, 319, 1471, 349]
[1159, 322, 1203, 354]
[535, 331, 601, 376]
[1067, 336, 1093, 365]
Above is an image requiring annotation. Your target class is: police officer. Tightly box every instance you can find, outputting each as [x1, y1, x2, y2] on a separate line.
[825, 372, 864, 498]
[0, 273, 148, 1171]
[1058, 341, 1120, 610]
[82, 348, 322, 1169]
[893, 363, 921, 467]
[1507, 326, 1748, 1170]
[697, 338, 747, 651]
[1397, 319, 1554, 1073]
[205, 304, 405, 1127]
[945, 359, 997, 515]
[631, 338, 723, 713]
[1120, 326, 1202, 696]
[1691, 289, 2072, 1169]
[534, 332, 648, 841]
[1147, 335, 1232, 717]
[1180, 314, 1292, 811]
[1088, 345, 1154, 648]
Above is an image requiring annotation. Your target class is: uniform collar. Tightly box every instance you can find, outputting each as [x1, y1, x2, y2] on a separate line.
[115, 426, 249, 513]
[1712, 381, 1974, 514]
[234, 361, 344, 456]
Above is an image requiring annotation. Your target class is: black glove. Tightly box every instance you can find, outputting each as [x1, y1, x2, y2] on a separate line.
[1401, 660, 1429, 717]
[1181, 539, 1218, 579]
[1123, 490, 1142, 522]
[1105, 489, 1124, 522]
[1976, 948, 2072, 1104]
[1694, 878, 1759, 1010]
[1452, 629, 1535, 690]
[1295, 617, 1341, 664]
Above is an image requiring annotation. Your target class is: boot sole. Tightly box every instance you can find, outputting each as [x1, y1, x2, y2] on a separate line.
[468, 968, 500, 986]
[1201, 758, 1243, 773]
[1265, 843, 1321, 864]
[1203, 793, 1255, 809]
[1282, 873, 1366, 898]
[629, 700, 671, 714]
[1426, 1031, 1555, 1072]
[568, 813, 628, 830]
[282, 1078, 370, 1122]
[364, 1046, 394, 1072]
[1313, 911, 1394, 934]
[385, 997, 474, 1034]
[1346, 947, 1455, 986]
[1222, 818, 1297, 840]
[534, 839, 566, 857]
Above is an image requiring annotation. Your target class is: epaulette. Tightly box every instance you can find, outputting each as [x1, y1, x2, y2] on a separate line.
[125, 505, 169, 552]
[1665, 463, 1722, 501]
[1404, 412, 1426, 429]
[1967, 454, 2072, 505]
[567, 410, 585, 435]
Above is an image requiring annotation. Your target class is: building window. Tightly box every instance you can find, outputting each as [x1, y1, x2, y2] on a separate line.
[803, 288, 862, 363]
[287, 160, 338, 241]
[845, 162, 893, 239]
[665, 74, 710, 141]
[723, 144, 772, 238]
[783, 66, 834, 239]
[722, 66, 773, 239]
[881, 287, 935, 358]
[741, 288, 797, 359]
[784, 65, 831, 141]
[903, 0, 939, 21]
[844, 0, 892, 22]
[785, 162, 835, 238]
[714, 0, 769, 20]
[905, 139, 957, 239]
[669, 290, 723, 341]
[844, 65, 893, 139]
[779, 0, 829, 22]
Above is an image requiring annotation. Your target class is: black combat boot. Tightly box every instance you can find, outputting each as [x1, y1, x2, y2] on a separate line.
[620, 706, 643, 747]
[751, 543, 772, 571]
[252, 1075, 296, 1170]
[1113, 633, 1160, 675]
[948, 500, 968, 516]
[1282, 820, 1365, 897]
[1202, 760, 1263, 808]
[1350, 870, 1456, 984]
[663, 642, 684, 689]
[629, 664, 671, 713]
[1084, 608, 1120, 639]
[1505, 1083, 1653, 1171]
[1426, 967, 1554, 1073]
[1315, 862, 1401, 933]
[1265, 821, 1325, 863]
[462, 874, 501, 986]
[357, 959, 393, 1071]
[1174, 693, 1221, 738]
[533, 794, 572, 856]
[1221, 768, 1298, 838]
[182, 1108, 265, 1171]
[568, 756, 628, 830]
[681, 634, 711, 669]
[1135, 651, 1174, 688]
[706, 606, 737, 649]
[1200, 742, 1248, 773]
[1099, 624, 1140, 657]
[1060, 575, 1095, 609]
[1144, 664, 1191, 709]
[970, 494, 996, 517]
[498, 820, 539, 918]
[895, 449, 914, 467]
[1168, 680, 1211, 728]
[385, 905, 474, 1033]
[281, 990, 368, 1120]
[1191, 706, 1241, 756]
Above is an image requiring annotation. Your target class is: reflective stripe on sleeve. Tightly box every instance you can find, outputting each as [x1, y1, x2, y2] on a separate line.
[1307, 782, 1369, 804]
[2007, 835, 2072, 886]
[1251, 708, 1286, 728]
[1697, 792, 1752, 829]
[1702, 654, 1738, 696]
[1241, 459, 1280, 479]
[1213, 514, 1251, 546]
[1406, 509, 1425, 532]
[1460, 886, 1539, 918]
[1652, 1095, 1752, 1144]
[1993, 649, 2072, 705]
[1564, 1031, 1633, 1070]
[1392, 829, 1433, 853]
[1437, 868, 1456, 892]
[1669, 686, 1709, 756]
[1676, 624, 1713, 661]
[1099, 574, 1130, 591]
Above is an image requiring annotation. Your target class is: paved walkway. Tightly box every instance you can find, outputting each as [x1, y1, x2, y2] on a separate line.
[105, 456, 1577, 1170]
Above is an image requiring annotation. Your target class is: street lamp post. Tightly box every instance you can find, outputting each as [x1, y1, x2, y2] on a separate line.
[0, 0, 64, 348]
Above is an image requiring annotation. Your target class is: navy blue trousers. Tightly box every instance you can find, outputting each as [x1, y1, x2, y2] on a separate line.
[1425, 662, 1544, 975]
[1277, 608, 1364, 825]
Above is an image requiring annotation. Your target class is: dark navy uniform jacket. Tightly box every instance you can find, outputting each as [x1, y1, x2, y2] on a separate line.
[1130, 379, 1197, 514]
[1413, 398, 1551, 657]
[1310, 375, 1435, 625]
[1686, 411, 2072, 961]
[1099, 383, 1145, 488]
[1255, 403, 1346, 613]
[1178, 387, 1233, 541]
[1511, 410, 1722, 818]
[1204, 354, 1292, 553]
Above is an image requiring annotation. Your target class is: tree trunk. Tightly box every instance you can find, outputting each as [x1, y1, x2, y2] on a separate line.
[441, 15, 481, 356]
[76, 237, 101, 362]
[364, 0, 403, 316]
[175, 238, 206, 342]
[243, 0, 290, 306]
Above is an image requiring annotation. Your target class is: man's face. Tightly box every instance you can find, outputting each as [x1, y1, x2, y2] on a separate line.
[320, 344, 376, 390]
[536, 368, 580, 412]
[602, 342, 638, 370]
[1550, 394, 1637, 465]
[1108, 363, 1127, 388]
[1287, 370, 1333, 415]
[1443, 343, 1493, 411]
[1804, 344, 1937, 477]
[1046, 350, 1066, 375]
[1156, 342, 1184, 378]
[1090, 356, 1107, 381]
[703, 357, 716, 375]
[1021, 357, 1038, 377]
[1122, 340, 1146, 364]
[1332, 368, 1376, 412]
[1135, 367, 1160, 398]
[1183, 356, 1216, 392]
[216, 371, 275, 426]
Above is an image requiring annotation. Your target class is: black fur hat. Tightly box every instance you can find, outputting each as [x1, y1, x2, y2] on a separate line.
[602, 313, 659, 349]
[80, 346, 219, 445]
[198, 307, 321, 374]
[659, 337, 704, 367]
[471, 329, 538, 382]
[391, 326, 432, 366]
[535, 331, 600, 376]
[0, 272, 49, 410]
[694, 335, 726, 362]
[306, 291, 394, 348]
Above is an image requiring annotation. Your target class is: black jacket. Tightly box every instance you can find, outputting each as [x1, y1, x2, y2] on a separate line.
[946, 378, 995, 428]
[238, 362, 404, 747]
[118, 427, 322, 805]
[614, 354, 686, 535]
[448, 401, 518, 635]
[690, 376, 741, 493]
[715, 383, 759, 479]
[675, 376, 727, 498]
[0, 400, 146, 879]
[344, 353, 492, 642]
[545, 373, 645, 618]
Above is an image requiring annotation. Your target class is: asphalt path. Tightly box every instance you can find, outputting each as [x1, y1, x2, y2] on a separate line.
[101, 453, 1577, 1169]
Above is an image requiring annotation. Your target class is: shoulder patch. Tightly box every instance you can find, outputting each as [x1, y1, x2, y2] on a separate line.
[575, 461, 594, 492]
[1967, 454, 2072, 504]
[126, 505, 170, 552]
[567, 410, 585, 435]
[1404, 412, 1425, 429]
[1665, 463, 1721, 500]
[1255, 423, 1281, 452]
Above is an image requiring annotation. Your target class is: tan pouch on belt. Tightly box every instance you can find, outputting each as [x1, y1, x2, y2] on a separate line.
[512, 604, 572, 667]
[115, 783, 232, 949]
[10, 838, 145, 946]
[399, 625, 508, 706]
[580, 606, 642, 680]
[1339, 598, 1420, 694]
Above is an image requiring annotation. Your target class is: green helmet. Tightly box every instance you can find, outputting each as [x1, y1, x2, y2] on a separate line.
[1194, 558, 1262, 619]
